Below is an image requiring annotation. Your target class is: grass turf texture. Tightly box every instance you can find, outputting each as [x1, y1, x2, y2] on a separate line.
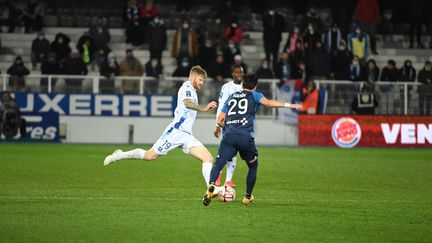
[0, 144, 431, 242]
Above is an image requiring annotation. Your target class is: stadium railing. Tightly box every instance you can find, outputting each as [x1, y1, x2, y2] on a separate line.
[0, 74, 279, 117]
[315, 80, 425, 116]
[2, 74, 427, 116]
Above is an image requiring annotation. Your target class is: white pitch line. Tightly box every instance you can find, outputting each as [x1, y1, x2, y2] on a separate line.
[0, 196, 430, 204]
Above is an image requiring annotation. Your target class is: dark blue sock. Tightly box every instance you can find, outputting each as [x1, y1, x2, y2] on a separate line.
[245, 160, 258, 197]
[209, 157, 227, 185]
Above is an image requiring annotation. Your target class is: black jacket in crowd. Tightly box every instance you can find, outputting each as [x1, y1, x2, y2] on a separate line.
[31, 38, 50, 56]
[148, 22, 167, 52]
[126, 21, 146, 46]
[50, 33, 71, 61]
[62, 56, 88, 75]
[262, 11, 285, 45]
[380, 67, 399, 82]
[331, 49, 352, 80]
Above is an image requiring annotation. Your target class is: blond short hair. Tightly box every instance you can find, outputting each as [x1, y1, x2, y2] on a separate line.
[189, 65, 207, 79]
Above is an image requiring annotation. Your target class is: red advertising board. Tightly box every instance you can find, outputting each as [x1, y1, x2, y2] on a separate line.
[298, 115, 432, 148]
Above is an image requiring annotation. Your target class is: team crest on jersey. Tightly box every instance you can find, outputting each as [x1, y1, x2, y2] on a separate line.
[331, 117, 362, 148]
[186, 91, 191, 97]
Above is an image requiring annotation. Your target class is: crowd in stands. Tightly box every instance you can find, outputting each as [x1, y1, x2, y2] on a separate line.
[0, 0, 431, 114]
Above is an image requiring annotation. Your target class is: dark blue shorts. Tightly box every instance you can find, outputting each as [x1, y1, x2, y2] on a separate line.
[217, 133, 258, 163]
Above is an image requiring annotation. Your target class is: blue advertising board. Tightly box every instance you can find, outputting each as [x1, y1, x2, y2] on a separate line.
[22, 112, 60, 142]
[14, 93, 177, 117]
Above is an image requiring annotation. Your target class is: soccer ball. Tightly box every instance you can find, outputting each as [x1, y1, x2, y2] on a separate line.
[218, 186, 236, 202]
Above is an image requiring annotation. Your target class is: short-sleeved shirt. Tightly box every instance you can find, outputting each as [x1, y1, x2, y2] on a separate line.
[168, 80, 198, 134]
[221, 90, 264, 137]
[216, 81, 243, 122]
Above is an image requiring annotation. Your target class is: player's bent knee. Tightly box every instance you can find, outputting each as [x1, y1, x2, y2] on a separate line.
[144, 149, 159, 161]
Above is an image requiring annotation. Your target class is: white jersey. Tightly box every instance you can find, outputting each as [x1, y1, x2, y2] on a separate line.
[169, 80, 198, 134]
[216, 81, 243, 120]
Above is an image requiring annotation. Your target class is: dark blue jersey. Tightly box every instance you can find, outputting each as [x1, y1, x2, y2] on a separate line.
[221, 90, 264, 137]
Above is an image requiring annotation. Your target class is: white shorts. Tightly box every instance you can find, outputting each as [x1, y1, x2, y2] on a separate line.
[151, 126, 203, 155]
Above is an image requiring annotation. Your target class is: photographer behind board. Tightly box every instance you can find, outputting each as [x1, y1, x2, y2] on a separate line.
[0, 91, 27, 139]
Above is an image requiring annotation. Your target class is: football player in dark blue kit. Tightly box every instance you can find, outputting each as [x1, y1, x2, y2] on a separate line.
[202, 73, 302, 206]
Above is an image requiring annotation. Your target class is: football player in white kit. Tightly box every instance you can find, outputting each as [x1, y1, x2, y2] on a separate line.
[104, 66, 218, 186]
[213, 64, 244, 187]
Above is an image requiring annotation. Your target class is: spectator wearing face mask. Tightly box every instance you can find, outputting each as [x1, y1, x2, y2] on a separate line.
[50, 32, 71, 63]
[208, 54, 230, 83]
[303, 23, 321, 52]
[172, 57, 191, 77]
[139, 0, 158, 27]
[224, 40, 242, 66]
[206, 16, 225, 46]
[145, 58, 163, 79]
[147, 15, 167, 63]
[100, 52, 120, 94]
[40, 52, 61, 92]
[256, 58, 275, 79]
[224, 20, 244, 47]
[119, 49, 144, 94]
[126, 15, 146, 47]
[331, 40, 352, 80]
[144, 58, 163, 93]
[197, 37, 217, 70]
[262, 8, 285, 71]
[89, 16, 111, 68]
[31, 32, 50, 70]
[172, 19, 198, 63]
[349, 55, 365, 82]
[347, 25, 369, 65]
[62, 49, 88, 93]
[7, 56, 30, 91]
[399, 60, 416, 82]
[323, 23, 342, 55]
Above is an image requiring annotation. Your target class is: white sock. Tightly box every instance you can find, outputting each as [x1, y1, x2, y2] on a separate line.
[202, 162, 213, 185]
[115, 149, 146, 160]
[225, 157, 236, 182]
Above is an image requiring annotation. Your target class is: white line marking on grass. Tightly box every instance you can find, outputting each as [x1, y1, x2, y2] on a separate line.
[0, 196, 430, 204]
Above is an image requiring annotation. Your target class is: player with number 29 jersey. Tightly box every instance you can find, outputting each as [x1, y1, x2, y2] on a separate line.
[221, 90, 264, 137]
[203, 73, 302, 206]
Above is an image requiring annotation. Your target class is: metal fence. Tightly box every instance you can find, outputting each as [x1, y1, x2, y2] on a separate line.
[316, 80, 430, 116]
[0, 74, 278, 116]
[2, 74, 429, 116]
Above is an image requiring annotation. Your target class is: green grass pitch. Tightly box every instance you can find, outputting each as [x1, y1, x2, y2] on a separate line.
[0, 144, 431, 242]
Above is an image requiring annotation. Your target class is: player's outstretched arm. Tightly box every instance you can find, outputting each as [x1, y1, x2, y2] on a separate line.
[259, 97, 302, 110]
[184, 99, 217, 112]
